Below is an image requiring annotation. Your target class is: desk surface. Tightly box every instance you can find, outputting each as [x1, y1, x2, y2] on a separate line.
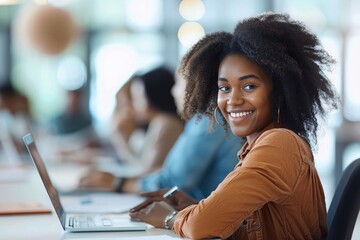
[0, 163, 185, 240]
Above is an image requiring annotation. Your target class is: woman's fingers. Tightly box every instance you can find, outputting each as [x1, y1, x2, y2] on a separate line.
[129, 210, 149, 222]
[129, 202, 174, 228]
[130, 203, 157, 224]
[130, 199, 153, 212]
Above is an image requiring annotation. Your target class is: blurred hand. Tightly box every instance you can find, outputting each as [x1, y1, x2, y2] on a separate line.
[55, 149, 95, 165]
[129, 201, 176, 228]
[78, 171, 115, 191]
[112, 100, 137, 141]
[130, 188, 198, 213]
[113, 112, 137, 137]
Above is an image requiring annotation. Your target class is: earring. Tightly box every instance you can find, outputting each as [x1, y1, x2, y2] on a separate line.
[214, 107, 226, 126]
[277, 105, 281, 125]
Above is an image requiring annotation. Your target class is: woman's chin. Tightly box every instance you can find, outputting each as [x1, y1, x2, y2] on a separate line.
[229, 128, 247, 138]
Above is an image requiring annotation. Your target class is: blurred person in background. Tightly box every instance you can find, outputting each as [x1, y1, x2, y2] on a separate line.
[107, 74, 149, 165]
[78, 66, 184, 186]
[0, 82, 33, 163]
[79, 69, 243, 200]
[48, 88, 92, 135]
[45, 88, 101, 162]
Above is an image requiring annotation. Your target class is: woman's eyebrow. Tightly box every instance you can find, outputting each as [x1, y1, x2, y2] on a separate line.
[218, 74, 260, 82]
[239, 74, 260, 80]
[217, 77, 228, 82]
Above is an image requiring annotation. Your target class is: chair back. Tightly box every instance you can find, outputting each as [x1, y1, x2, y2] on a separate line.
[326, 158, 360, 240]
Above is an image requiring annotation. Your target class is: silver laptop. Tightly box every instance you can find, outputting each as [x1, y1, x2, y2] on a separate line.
[23, 133, 147, 232]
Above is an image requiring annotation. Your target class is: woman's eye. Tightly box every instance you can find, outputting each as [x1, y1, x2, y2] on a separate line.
[218, 86, 230, 92]
[243, 84, 256, 91]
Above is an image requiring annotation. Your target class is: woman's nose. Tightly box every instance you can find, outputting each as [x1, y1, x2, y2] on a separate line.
[227, 91, 244, 105]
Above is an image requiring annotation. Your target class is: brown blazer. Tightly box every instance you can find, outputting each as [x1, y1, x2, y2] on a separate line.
[173, 125, 327, 240]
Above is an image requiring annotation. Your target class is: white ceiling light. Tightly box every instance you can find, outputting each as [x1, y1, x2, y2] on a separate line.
[32, 0, 47, 4]
[48, 0, 71, 7]
[179, 0, 205, 21]
[0, 0, 20, 5]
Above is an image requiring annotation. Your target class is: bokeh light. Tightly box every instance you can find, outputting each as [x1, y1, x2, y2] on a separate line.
[178, 21, 205, 49]
[179, 0, 205, 21]
[57, 56, 87, 91]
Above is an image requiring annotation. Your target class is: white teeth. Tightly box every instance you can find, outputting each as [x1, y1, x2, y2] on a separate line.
[229, 111, 253, 118]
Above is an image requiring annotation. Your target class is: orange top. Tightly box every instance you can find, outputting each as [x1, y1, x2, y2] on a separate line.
[173, 126, 327, 240]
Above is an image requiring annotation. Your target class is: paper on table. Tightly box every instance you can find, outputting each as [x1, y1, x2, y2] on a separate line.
[61, 192, 146, 213]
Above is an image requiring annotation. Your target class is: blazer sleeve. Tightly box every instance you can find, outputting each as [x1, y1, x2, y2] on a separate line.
[173, 130, 305, 239]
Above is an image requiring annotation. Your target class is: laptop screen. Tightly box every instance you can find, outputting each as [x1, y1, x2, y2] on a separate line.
[23, 133, 65, 229]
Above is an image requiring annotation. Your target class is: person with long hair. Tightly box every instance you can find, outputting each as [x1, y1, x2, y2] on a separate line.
[79, 66, 184, 189]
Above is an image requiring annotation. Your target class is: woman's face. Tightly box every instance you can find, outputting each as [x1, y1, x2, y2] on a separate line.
[217, 54, 273, 143]
[130, 78, 150, 122]
[112, 84, 137, 132]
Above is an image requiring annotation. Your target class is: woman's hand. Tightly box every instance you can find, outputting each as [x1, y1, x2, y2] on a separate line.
[130, 201, 176, 228]
[130, 188, 198, 212]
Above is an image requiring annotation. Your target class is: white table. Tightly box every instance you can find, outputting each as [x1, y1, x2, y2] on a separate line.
[0, 163, 185, 240]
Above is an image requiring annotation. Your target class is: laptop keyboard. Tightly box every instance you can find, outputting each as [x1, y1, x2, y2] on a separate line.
[68, 216, 113, 228]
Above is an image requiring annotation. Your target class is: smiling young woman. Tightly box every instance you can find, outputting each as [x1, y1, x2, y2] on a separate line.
[129, 13, 340, 240]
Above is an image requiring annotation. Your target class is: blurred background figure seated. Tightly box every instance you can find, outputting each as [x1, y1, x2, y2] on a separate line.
[78, 66, 185, 188]
[43, 87, 102, 164]
[0, 81, 33, 165]
[110, 66, 184, 170]
[48, 88, 92, 136]
[48, 65, 183, 191]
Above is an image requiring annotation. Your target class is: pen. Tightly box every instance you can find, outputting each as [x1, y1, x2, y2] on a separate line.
[80, 197, 92, 205]
[162, 186, 178, 199]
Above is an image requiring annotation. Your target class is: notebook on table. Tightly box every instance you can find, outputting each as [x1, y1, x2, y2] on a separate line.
[23, 133, 147, 232]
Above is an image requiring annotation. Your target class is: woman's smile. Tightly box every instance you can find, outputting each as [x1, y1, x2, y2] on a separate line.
[227, 110, 255, 126]
[228, 110, 254, 119]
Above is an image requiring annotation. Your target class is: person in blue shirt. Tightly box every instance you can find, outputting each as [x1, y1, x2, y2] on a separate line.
[79, 71, 243, 200]
[139, 115, 242, 200]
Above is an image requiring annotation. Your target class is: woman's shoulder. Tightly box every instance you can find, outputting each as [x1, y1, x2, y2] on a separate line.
[255, 128, 309, 151]
[259, 127, 302, 140]
[246, 128, 313, 169]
